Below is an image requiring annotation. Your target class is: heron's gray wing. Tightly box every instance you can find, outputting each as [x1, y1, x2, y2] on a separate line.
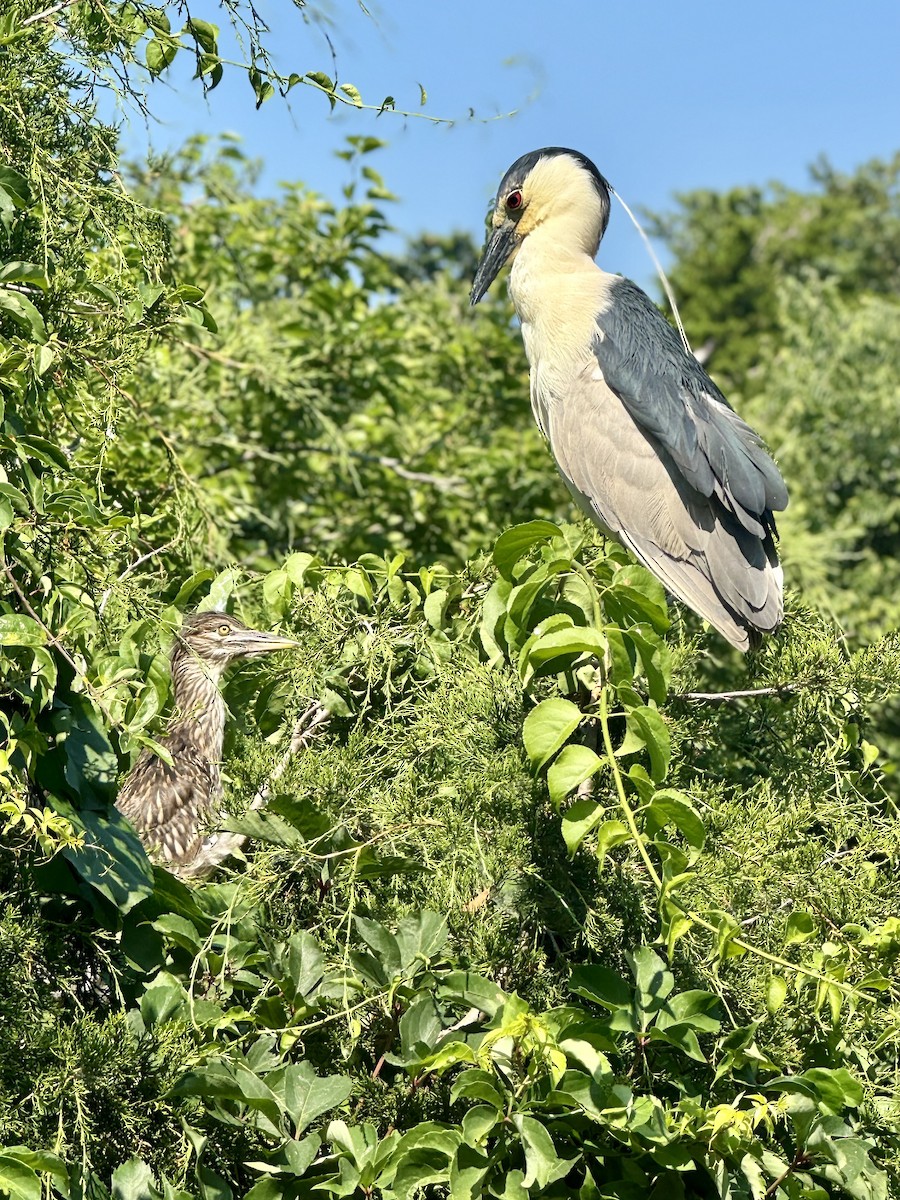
[116, 730, 215, 865]
[593, 278, 788, 538]
[548, 364, 783, 650]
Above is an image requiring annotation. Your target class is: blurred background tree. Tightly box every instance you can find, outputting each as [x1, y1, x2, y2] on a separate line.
[2, 0, 900, 1195]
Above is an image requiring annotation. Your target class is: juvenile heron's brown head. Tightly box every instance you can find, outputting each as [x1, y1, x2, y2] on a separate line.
[175, 611, 300, 668]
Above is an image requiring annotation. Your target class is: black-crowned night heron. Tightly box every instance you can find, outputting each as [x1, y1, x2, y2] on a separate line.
[116, 611, 302, 877]
[471, 147, 788, 651]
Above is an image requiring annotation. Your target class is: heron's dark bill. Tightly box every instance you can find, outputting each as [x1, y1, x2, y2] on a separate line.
[234, 631, 302, 656]
[470, 222, 519, 305]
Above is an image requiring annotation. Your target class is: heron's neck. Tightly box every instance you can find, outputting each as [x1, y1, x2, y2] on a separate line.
[170, 649, 227, 760]
[510, 232, 616, 424]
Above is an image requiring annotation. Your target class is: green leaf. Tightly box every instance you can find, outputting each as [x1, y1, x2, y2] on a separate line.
[276, 1062, 353, 1134]
[595, 819, 632, 868]
[438, 972, 506, 1018]
[394, 910, 448, 966]
[399, 994, 445, 1064]
[57, 803, 155, 912]
[492, 520, 562, 579]
[449, 1144, 491, 1200]
[0, 289, 46, 341]
[0, 166, 30, 209]
[306, 71, 335, 91]
[525, 624, 607, 672]
[784, 910, 817, 945]
[560, 799, 604, 856]
[646, 789, 705, 851]
[522, 697, 582, 772]
[112, 1158, 158, 1200]
[450, 1069, 505, 1110]
[570, 964, 633, 1011]
[355, 917, 401, 975]
[512, 1115, 559, 1190]
[145, 37, 178, 75]
[766, 974, 788, 1014]
[0, 261, 47, 288]
[198, 567, 240, 612]
[479, 577, 512, 666]
[339, 82, 363, 106]
[185, 17, 218, 52]
[0, 614, 46, 647]
[0, 1156, 40, 1200]
[801, 1066, 865, 1112]
[548, 743, 603, 807]
[623, 705, 670, 782]
[629, 946, 674, 1011]
[267, 795, 332, 840]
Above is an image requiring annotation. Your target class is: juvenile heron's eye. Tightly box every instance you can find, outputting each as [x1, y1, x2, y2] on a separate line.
[217, 623, 230, 637]
[506, 190, 523, 212]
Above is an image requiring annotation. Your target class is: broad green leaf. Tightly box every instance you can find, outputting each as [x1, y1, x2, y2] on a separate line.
[595, 819, 632, 868]
[355, 916, 402, 975]
[339, 82, 363, 106]
[784, 910, 817, 945]
[647, 789, 705, 851]
[197, 567, 240, 612]
[0, 261, 47, 287]
[450, 1069, 504, 1110]
[394, 910, 448, 966]
[0, 1156, 40, 1200]
[492, 520, 562, 579]
[449, 1144, 491, 1200]
[283, 930, 326, 1001]
[548, 743, 603, 807]
[399, 994, 446, 1064]
[629, 946, 675, 1012]
[513, 1115, 559, 1190]
[276, 1062, 353, 1133]
[0, 614, 46, 647]
[570, 964, 633, 1011]
[479, 577, 512, 665]
[461, 1104, 498, 1147]
[766, 974, 788, 1014]
[801, 1066, 864, 1112]
[561, 798, 604, 856]
[0, 288, 45, 341]
[623, 705, 670, 782]
[525, 624, 607, 670]
[112, 1158, 158, 1200]
[522, 697, 582, 772]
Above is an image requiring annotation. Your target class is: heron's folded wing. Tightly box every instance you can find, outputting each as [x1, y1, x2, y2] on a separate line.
[593, 278, 787, 537]
[547, 366, 783, 650]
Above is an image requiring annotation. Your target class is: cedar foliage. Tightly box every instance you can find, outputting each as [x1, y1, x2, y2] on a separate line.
[2, 3, 900, 1198]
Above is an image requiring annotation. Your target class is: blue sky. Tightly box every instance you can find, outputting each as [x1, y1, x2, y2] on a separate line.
[120, 0, 900, 286]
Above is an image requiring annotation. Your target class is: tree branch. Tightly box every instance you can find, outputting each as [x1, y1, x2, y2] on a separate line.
[674, 684, 799, 704]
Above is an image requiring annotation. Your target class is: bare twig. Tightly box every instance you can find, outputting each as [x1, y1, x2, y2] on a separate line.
[674, 684, 799, 704]
[295, 445, 466, 494]
[97, 542, 174, 617]
[764, 1151, 810, 1199]
[22, 0, 77, 27]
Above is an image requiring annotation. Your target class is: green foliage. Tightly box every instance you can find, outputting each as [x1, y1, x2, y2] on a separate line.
[651, 154, 900, 395]
[3, 2, 900, 1196]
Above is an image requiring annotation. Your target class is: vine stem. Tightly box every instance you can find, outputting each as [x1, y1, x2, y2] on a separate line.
[599, 686, 661, 889]
[596, 686, 875, 1000]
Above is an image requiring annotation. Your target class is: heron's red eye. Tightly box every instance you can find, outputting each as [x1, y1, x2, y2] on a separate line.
[506, 190, 523, 212]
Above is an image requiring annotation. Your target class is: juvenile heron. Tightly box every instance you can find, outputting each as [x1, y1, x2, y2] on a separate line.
[116, 611, 301, 877]
[471, 148, 788, 651]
